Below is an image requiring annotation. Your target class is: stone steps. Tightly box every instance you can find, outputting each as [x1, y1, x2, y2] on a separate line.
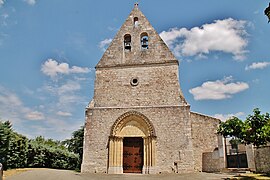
[222, 168, 252, 174]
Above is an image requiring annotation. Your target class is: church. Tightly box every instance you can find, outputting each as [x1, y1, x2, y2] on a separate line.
[81, 3, 224, 174]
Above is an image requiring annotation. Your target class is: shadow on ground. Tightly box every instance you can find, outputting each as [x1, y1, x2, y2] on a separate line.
[230, 173, 270, 180]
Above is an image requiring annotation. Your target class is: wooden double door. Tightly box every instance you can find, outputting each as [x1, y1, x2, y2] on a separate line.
[123, 137, 143, 173]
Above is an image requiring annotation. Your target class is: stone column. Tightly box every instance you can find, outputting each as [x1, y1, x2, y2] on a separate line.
[120, 137, 123, 170]
[108, 136, 123, 174]
[149, 136, 156, 174]
[142, 136, 156, 174]
[149, 136, 152, 166]
[143, 137, 149, 174]
[109, 138, 113, 167]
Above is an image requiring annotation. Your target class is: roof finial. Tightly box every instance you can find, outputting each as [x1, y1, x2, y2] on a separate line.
[134, 2, 139, 7]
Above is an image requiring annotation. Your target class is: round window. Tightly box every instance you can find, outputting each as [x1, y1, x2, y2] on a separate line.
[130, 78, 139, 86]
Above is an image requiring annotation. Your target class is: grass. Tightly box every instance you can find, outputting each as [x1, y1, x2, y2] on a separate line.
[230, 173, 270, 180]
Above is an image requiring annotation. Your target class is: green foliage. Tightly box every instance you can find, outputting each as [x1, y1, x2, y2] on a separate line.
[0, 121, 12, 170]
[218, 108, 270, 147]
[62, 126, 84, 170]
[229, 138, 241, 146]
[242, 108, 270, 147]
[217, 117, 244, 138]
[6, 132, 28, 168]
[0, 120, 82, 170]
[27, 136, 79, 170]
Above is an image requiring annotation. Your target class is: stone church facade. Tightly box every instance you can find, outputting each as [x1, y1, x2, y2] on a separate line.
[81, 4, 224, 174]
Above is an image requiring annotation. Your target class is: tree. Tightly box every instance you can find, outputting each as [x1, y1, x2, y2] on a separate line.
[218, 108, 270, 147]
[217, 117, 244, 138]
[242, 108, 270, 147]
[6, 132, 28, 168]
[0, 121, 12, 170]
[0, 120, 80, 170]
[0, 121, 28, 169]
[62, 125, 84, 170]
[27, 136, 79, 169]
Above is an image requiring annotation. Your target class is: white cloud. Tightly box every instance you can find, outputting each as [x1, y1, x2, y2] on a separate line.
[245, 61, 270, 70]
[57, 111, 72, 117]
[0, 86, 45, 123]
[25, 111, 44, 120]
[0, 32, 8, 46]
[214, 112, 245, 121]
[23, 0, 36, 5]
[1, 13, 8, 19]
[1, 13, 9, 27]
[58, 81, 81, 94]
[189, 76, 249, 100]
[160, 18, 248, 61]
[99, 38, 112, 51]
[0, 86, 22, 106]
[0, 82, 86, 140]
[41, 80, 84, 110]
[41, 59, 90, 78]
[0, 0, 4, 7]
[43, 80, 81, 95]
[42, 117, 83, 140]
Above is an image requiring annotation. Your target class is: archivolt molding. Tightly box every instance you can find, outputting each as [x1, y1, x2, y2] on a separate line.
[110, 111, 156, 137]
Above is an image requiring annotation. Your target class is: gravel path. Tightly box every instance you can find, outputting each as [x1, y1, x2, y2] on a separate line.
[6, 169, 234, 180]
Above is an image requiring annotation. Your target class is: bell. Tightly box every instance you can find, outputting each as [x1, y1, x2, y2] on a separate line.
[141, 37, 148, 48]
[124, 41, 131, 50]
[265, 3, 270, 23]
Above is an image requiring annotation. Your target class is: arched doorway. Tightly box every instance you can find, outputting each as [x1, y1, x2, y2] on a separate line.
[108, 111, 156, 174]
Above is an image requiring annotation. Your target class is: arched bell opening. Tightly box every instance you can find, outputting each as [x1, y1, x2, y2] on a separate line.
[124, 34, 131, 51]
[140, 32, 149, 50]
[108, 111, 156, 174]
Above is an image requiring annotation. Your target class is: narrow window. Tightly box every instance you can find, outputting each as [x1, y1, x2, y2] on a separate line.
[134, 17, 139, 27]
[124, 34, 131, 51]
[140, 32, 148, 50]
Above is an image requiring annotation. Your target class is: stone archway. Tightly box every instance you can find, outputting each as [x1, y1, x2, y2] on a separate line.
[108, 111, 156, 174]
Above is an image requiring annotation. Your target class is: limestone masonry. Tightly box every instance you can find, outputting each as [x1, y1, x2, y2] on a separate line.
[81, 4, 223, 174]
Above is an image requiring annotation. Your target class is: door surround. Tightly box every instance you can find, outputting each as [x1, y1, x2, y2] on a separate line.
[108, 111, 156, 174]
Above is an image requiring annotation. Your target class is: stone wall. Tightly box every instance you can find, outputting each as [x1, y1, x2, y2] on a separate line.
[190, 112, 220, 172]
[245, 144, 256, 171]
[202, 150, 220, 172]
[82, 105, 195, 174]
[94, 64, 185, 108]
[254, 145, 270, 173]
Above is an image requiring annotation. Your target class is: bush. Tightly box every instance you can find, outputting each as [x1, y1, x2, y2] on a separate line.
[0, 120, 81, 170]
[27, 136, 79, 169]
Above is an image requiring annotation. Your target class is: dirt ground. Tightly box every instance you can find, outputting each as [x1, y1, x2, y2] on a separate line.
[4, 168, 270, 180]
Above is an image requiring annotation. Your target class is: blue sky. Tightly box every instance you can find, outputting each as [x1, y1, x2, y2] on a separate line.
[0, 0, 269, 140]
